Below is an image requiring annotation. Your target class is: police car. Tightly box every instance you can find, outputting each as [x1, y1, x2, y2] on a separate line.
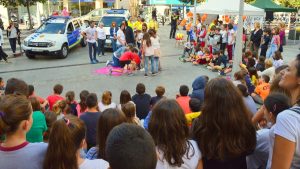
[22, 16, 86, 59]
[99, 9, 129, 48]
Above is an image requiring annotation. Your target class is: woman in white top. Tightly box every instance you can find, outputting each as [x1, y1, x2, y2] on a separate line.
[43, 115, 109, 169]
[148, 99, 202, 169]
[142, 32, 155, 76]
[98, 91, 116, 112]
[116, 23, 126, 49]
[0, 27, 9, 62]
[97, 23, 106, 57]
[7, 21, 20, 54]
[270, 54, 300, 169]
[149, 29, 160, 74]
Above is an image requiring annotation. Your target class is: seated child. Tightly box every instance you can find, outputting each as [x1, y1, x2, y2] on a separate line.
[193, 47, 211, 65]
[251, 75, 271, 104]
[185, 98, 202, 127]
[207, 50, 227, 71]
[176, 85, 191, 114]
[180, 39, 195, 61]
[185, 44, 203, 62]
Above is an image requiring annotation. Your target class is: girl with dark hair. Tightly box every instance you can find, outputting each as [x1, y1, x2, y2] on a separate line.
[271, 54, 300, 169]
[117, 90, 135, 110]
[121, 102, 142, 126]
[66, 91, 78, 116]
[0, 95, 47, 169]
[116, 23, 126, 49]
[237, 84, 257, 115]
[43, 115, 109, 169]
[142, 32, 155, 77]
[149, 99, 201, 168]
[192, 78, 256, 169]
[86, 108, 126, 160]
[76, 90, 89, 117]
[247, 93, 290, 169]
[266, 27, 280, 58]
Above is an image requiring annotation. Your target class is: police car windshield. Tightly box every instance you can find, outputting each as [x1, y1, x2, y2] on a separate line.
[101, 17, 125, 27]
[36, 22, 66, 34]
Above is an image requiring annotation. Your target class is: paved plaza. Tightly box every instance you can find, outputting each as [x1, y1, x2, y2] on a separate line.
[0, 25, 299, 102]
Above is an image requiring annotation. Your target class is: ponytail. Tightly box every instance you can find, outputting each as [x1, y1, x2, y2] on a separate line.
[0, 95, 31, 136]
[43, 115, 86, 169]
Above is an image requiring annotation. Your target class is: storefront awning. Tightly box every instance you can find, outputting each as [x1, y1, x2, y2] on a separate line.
[149, 0, 186, 5]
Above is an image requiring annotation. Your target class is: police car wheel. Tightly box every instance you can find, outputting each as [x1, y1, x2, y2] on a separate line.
[26, 53, 35, 59]
[59, 44, 68, 59]
[81, 38, 87, 47]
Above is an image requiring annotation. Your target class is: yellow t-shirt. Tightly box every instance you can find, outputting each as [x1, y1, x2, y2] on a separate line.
[135, 21, 143, 31]
[186, 112, 201, 126]
[128, 21, 135, 29]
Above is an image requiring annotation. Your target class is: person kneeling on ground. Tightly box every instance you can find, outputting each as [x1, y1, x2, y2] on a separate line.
[207, 50, 226, 71]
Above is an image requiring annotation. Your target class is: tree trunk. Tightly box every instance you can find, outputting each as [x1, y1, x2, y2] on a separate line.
[26, 0, 33, 30]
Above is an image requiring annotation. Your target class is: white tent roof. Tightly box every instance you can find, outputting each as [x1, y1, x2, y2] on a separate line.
[190, 0, 265, 16]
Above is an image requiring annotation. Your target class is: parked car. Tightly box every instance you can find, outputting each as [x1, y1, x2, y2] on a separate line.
[81, 8, 107, 23]
[22, 16, 86, 59]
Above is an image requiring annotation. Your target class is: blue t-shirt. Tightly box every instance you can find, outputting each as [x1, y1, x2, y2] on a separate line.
[132, 93, 151, 119]
[80, 112, 101, 149]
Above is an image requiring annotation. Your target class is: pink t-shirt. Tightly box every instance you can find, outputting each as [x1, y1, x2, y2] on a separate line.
[176, 96, 191, 114]
[76, 104, 88, 117]
[46, 94, 64, 111]
[272, 35, 280, 45]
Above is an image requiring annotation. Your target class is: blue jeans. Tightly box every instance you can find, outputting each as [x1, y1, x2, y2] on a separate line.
[88, 42, 97, 61]
[144, 55, 155, 74]
[97, 39, 106, 55]
[153, 57, 159, 73]
[111, 38, 117, 52]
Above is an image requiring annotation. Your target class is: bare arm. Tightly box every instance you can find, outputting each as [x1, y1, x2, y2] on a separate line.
[271, 135, 295, 169]
[197, 159, 203, 169]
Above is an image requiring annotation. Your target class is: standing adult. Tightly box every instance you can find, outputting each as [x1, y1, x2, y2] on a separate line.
[125, 21, 135, 46]
[96, 22, 106, 56]
[250, 22, 263, 54]
[169, 12, 179, 39]
[278, 22, 286, 53]
[7, 21, 20, 55]
[61, 7, 69, 16]
[0, 15, 3, 30]
[270, 54, 300, 169]
[110, 22, 118, 52]
[227, 23, 235, 61]
[116, 23, 126, 49]
[152, 8, 157, 21]
[0, 27, 9, 63]
[82, 21, 98, 64]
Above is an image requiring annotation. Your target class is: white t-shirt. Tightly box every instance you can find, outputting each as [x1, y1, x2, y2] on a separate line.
[258, 67, 275, 82]
[84, 27, 97, 43]
[117, 29, 125, 46]
[151, 36, 160, 49]
[156, 140, 201, 169]
[220, 30, 228, 43]
[273, 108, 300, 169]
[96, 27, 106, 40]
[0, 29, 4, 46]
[227, 29, 235, 45]
[143, 41, 155, 57]
[79, 159, 109, 169]
[247, 129, 270, 169]
[117, 101, 136, 111]
[9, 27, 17, 39]
[98, 102, 117, 112]
[266, 126, 275, 169]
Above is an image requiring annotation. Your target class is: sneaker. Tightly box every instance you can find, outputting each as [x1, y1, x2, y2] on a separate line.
[102, 54, 105, 56]
[94, 59, 99, 63]
[106, 60, 110, 66]
[127, 72, 134, 76]
[98, 54, 101, 57]
[151, 72, 157, 76]
[5, 60, 11, 63]
[140, 68, 145, 72]
[90, 60, 97, 64]
[144, 74, 148, 77]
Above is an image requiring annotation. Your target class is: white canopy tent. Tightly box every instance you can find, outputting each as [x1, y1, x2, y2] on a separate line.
[190, 0, 265, 16]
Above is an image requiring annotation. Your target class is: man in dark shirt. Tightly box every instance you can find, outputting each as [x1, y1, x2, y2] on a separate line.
[125, 21, 135, 46]
[79, 93, 101, 150]
[132, 83, 151, 119]
[169, 12, 179, 39]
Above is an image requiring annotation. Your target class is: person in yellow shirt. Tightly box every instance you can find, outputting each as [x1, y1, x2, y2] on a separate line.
[134, 16, 143, 31]
[148, 17, 158, 31]
[128, 17, 135, 30]
[185, 98, 202, 126]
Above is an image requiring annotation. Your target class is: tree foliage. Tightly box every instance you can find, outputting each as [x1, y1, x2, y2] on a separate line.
[245, 0, 300, 8]
[0, 0, 46, 7]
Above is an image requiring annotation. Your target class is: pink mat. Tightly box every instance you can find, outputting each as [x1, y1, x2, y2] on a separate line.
[94, 66, 124, 76]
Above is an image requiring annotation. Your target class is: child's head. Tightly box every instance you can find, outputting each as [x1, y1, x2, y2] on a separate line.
[79, 90, 89, 112]
[155, 86, 165, 97]
[260, 75, 270, 83]
[179, 85, 189, 96]
[148, 29, 156, 37]
[219, 50, 224, 56]
[53, 100, 70, 115]
[102, 91, 112, 105]
[0, 95, 32, 136]
[258, 56, 266, 64]
[190, 39, 195, 43]
[201, 25, 206, 30]
[43, 111, 57, 142]
[0, 77, 4, 88]
[136, 83, 146, 95]
[274, 51, 283, 60]
[131, 47, 139, 54]
[272, 27, 280, 35]
[237, 84, 249, 97]
[203, 47, 210, 55]
[28, 85, 35, 96]
[263, 92, 290, 124]
[247, 57, 256, 69]
[97, 108, 126, 159]
[29, 97, 41, 112]
[106, 123, 157, 169]
[65, 91, 75, 104]
[86, 93, 98, 109]
[5, 78, 28, 96]
[44, 115, 86, 169]
[222, 24, 228, 30]
[212, 51, 220, 58]
[53, 84, 63, 95]
[265, 59, 273, 69]
[215, 27, 220, 33]
[210, 26, 216, 32]
[244, 50, 252, 58]
[248, 67, 258, 78]
[120, 90, 132, 104]
[189, 98, 202, 112]
[228, 23, 233, 30]
[263, 28, 271, 35]
[121, 102, 136, 123]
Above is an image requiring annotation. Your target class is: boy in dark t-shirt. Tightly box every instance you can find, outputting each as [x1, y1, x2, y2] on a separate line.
[260, 28, 271, 57]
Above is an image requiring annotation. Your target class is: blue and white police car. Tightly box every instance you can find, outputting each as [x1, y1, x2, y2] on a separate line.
[22, 16, 86, 59]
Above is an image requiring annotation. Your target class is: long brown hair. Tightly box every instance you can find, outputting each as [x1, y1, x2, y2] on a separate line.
[143, 32, 152, 47]
[0, 95, 32, 136]
[119, 90, 132, 105]
[192, 78, 256, 160]
[79, 90, 89, 113]
[43, 115, 86, 169]
[142, 23, 148, 33]
[101, 91, 112, 105]
[97, 108, 126, 159]
[121, 102, 136, 124]
[148, 99, 193, 167]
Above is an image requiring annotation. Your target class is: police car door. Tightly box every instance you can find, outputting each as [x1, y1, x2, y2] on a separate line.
[66, 22, 77, 47]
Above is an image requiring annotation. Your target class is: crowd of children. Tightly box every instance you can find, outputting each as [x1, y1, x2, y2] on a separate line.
[0, 54, 299, 169]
